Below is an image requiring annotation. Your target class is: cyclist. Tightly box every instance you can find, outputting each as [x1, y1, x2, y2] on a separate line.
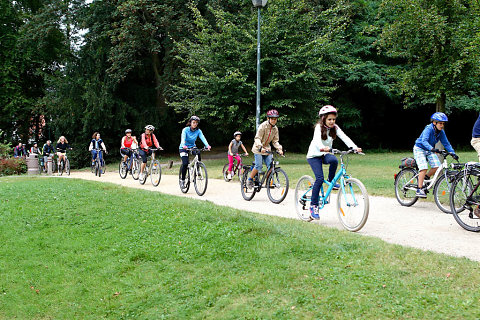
[120, 129, 139, 165]
[42, 140, 55, 172]
[139, 125, 162, 179]
[56, 136, 71, 169]
[89, 132, 107, 167]
[29, 142, 41, 156]
[307, 105, 362, 219]
[246, 109, 283, 189]
[13, 142, 27, 158]
[414, 112, 458, 198]
[179, 115, 211, 188]
[471, 114, 480, 161]
[227, 131, 248, 180]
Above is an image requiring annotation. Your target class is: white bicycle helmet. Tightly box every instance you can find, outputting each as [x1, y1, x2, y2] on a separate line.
[233, 131, 242, 137]
[318, 105, 337, 116]
[145, 125, 155, 131]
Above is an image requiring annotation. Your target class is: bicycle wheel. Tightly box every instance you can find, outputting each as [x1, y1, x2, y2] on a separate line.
[178, 165, 190, 193]
[194, 162, 208, 196]
[267, 168, 289, 204]
[337, 178, 369, 232]
[91, 160, 95, 174]
[240, 167, 256, 201]
[101, 160, 106, 174]
[237, 164, 244, 183]
[295, 175, 314, 222]
[433, 173, 458, 214]
[131, 158, 140, 180]
[58, 161, 64, 176]
[394, 168, 419, 207]
[66, 159, 70, 176]
[222, 163, 230, 182]
[95, 160, 100, 177]
[119, 160, 128, 179]
[139, 167, 147, 185]
[449, 171, 480, 232]
[150, 160, 162, 187]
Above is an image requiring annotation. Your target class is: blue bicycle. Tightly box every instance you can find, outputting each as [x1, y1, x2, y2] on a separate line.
[294, 149, 369, 232]
[119, 148, 141, 180]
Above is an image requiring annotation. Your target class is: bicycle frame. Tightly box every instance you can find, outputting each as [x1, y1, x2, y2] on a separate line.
[252, 152, 281, 190]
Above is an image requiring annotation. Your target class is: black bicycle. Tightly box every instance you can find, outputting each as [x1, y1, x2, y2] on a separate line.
[240, 150, 289, 204]
[449, 162, 480, 232]
[58, 148, 72, 176]
[119, 148, 141, 180]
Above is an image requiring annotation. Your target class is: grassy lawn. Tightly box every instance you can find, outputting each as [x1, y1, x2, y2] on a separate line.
[1, 177, 480, 319]
[158, 150, 480, 197]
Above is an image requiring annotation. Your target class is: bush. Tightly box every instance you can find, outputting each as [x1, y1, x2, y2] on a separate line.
[0, 158, 27, 176]
[0, 141, 12, 159]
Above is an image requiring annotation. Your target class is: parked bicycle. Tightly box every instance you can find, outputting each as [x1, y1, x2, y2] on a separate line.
[92, 148, 106, 177]
[222, 153, 247, 182]
[119, 148, 141, 180]
[240, 150, 289, 204]
[139, 148, 162, 186]
[449, 162, 480, 232]
[394, 150, 464, 213]
[294, 149, 369, 232]
[179, 147, 209, 196]
[58, 148, 72, 176]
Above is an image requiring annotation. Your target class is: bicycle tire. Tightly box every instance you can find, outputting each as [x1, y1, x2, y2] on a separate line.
[66, 159, 70, 176]
[119, 160, 128, 179]
[240, 167, 256, 201]
[266, 168, 289, 204]
[131, 158, 140, 180]
[394, 168, 419, 207]
[139, 167, 147, 185]
[179, 165, 190, 193]
[58, 161, 63, 176]
[97, 158, 102, 177]
[150, 159, 162, 187]
[222, 163, 230, 182]
[295, 175, 314, 222]
[337, 177, 369, 232]
[433, 173, 461, 214]
[449, 171, 480, 232]
[194, 162, 208, 196]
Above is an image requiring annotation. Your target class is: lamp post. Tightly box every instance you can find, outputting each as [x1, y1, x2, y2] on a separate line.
[252, 0, 268, 130]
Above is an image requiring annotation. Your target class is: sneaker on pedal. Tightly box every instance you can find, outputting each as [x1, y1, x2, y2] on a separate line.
[310, 205, 320, 220]
[247, 178, 254, 189]
[180, 179, 185, 189]
[227, 173, 232, 180]
[416, 188, 427, 198]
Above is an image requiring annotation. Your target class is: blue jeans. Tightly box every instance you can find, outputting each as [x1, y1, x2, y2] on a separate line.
[91, 150, 104, 165]
[254, 153, 272, 171]
[307, 154, 338, 206]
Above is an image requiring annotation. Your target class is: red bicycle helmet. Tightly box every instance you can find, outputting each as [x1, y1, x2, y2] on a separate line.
[266, 109, 279, 118]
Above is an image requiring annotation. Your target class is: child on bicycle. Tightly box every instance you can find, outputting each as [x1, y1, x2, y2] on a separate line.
[226, 131, 248, 180]
[247, 109, 283, 189]
[139, 125, 162, 179]
[307, 105, 362, 220]
[179, 115, 211, 189]
[120, 129, 139, 165]
[413, 112, 458, 198]
[56, 136, 71, 169]
[89, 132, 107, 167]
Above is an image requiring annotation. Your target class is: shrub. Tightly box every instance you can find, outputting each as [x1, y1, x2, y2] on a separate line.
[0, 158, 27, 176]
[0, 142, 12, 159]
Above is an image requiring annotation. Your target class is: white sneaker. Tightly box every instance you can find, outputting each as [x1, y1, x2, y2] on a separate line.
[227, 173, 232, 180]
[180, 180, 185, 189]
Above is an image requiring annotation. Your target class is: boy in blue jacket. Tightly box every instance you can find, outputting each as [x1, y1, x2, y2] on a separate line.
[413, 112, 458, 198]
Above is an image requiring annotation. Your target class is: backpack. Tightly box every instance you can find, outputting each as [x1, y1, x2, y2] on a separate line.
[400, 157, 417, 169]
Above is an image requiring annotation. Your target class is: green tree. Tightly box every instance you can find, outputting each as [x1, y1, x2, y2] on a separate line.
[378, 0, 480, 112]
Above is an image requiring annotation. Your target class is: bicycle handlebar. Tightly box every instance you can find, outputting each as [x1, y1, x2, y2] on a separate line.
[331, 149, 364, 156]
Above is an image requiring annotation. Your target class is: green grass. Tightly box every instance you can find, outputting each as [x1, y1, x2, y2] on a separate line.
[1, 177, 480, 319]
[159, 150, 480, 197]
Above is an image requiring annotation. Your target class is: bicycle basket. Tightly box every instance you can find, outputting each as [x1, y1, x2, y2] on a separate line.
[400, 157, 417, 169]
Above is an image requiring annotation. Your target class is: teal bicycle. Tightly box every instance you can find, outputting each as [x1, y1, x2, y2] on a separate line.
[294, 149, 369, 232]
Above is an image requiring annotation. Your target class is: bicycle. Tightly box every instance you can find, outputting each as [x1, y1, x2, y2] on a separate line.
[92, 148, 106, 177]
[222, 153, 247, 182]
[240, 150, 289, 204]
[119, 148, 141, 180]
[139, 148, 162, 186]
[57, 148, 72, 176]
[394, 150, 464, 213]
[294, 149, 369, 232]
[449, 162, 480, 232]
[178, 147, 209, 196]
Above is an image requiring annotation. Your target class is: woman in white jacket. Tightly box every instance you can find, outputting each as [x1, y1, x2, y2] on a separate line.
[307, 105, 362, 220]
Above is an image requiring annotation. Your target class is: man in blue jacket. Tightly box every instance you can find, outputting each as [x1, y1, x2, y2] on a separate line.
[413, 112, 458, 198]
[471, 114, 480, 162]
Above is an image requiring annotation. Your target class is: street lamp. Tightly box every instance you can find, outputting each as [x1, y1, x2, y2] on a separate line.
[252, 0, 268, 130]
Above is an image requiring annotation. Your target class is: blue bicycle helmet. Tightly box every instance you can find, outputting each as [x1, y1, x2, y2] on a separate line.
[431, 112, 448, 122]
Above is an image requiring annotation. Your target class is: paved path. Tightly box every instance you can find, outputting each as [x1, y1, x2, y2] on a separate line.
[64, 171, 480, 262]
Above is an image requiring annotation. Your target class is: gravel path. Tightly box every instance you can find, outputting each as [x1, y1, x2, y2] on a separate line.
[63, 170, 480, 262]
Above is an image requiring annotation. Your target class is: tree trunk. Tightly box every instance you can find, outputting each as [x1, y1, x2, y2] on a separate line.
[436, 92, 446, 113]
[152, 52, 167, 116]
